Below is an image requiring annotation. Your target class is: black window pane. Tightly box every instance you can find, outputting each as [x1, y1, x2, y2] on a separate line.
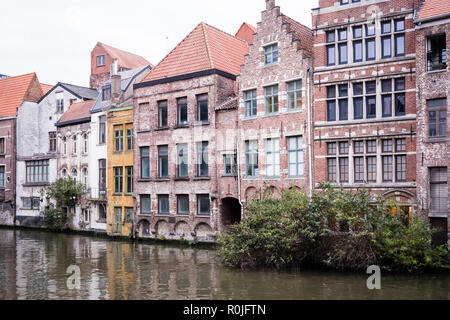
[339, 84, 348, 97]
[395, 93, 406, 116]
[327, 45, 336, 66]
[366, 39, 376, 60]
[339, 99, 348, 120]
[339, 43, 348, 64]
[353, 83, 363, 96]
[177, 195, 190, 215]
[326, 30, 335, 43]
[382, 79, 392, 92]
[382, 95, 392, 117]
[395, 34, 405, 56]
[395, 78, 405, 91]
[367, 96, 377, 118]
[327, 86, 336, 98]
[354, 97, 363, 119]
[366, 81, 376, 94]
[353, 40, 362, 62]
[327, 101, 336, 121]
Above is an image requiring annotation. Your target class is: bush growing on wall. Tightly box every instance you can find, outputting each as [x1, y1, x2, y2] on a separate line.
[217, 184, 448, 272]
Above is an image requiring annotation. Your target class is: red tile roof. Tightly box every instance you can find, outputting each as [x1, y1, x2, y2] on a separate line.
[417, 0, 450, 21]
[0, 73, 38, 118]
[235, 22, 257, 45]
[40, 83, 53, 95]
[142, 23, 248, 82]
[281, 14, 313, 56]
[56, 100, 94, 126]
[98, 42, 153, 69]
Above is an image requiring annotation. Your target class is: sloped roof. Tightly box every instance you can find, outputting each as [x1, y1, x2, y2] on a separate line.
[215, 96, 239, 111]
[38, 82, 98, 104]
[91, 66, 150, 114]
[281, 14, 313, 56]
[41, 83, 54, 95]
[0, 73, 38, 118]
[235, 22, 257, 45]
[56, 100, 94, 127]
[416, 0, 450, 22]
[98, 42, 153, 69]
[141, 23, 248, 83]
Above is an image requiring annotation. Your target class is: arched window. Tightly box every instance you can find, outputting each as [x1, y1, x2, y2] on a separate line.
[72, 135, 77, 155]
[83, 133, 88, 153]
[61, 169, 67, 179]
[63, 137, 67, 156]
[72, 168, 78, 182]
[82, 168, 88, 189]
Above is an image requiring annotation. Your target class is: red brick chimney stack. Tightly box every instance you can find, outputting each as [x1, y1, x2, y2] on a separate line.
[110, 59, 121, 101]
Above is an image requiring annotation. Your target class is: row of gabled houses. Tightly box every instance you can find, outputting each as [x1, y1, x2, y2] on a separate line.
[0, 0, 448, 245]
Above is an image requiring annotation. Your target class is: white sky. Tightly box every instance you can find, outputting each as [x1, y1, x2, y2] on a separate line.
[0, 0, 318, 87]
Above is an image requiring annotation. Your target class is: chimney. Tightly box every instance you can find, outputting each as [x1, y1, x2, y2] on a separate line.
[110, 59, 121, 100]
[266, 0, 275, 10]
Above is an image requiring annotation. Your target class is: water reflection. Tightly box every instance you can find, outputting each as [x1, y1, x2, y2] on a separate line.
[0, 229, 448, 300]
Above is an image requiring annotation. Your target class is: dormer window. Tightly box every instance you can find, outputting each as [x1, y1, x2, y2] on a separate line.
[97, 55, 105, 67]
[102, 85, 111, 101]
[264, 44, 278, 65]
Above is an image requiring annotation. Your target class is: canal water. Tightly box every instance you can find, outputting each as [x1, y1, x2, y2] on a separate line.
[0, 229, 448, 300]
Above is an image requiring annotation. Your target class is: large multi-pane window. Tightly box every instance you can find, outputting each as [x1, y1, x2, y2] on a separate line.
[326, 29, 348, 65]
[158, 195, 170, 215]
[49, 132, 56, 153]
[287, 80, 303, 110]
[266, 138, 280, 178]
[224, 154, 237, 176]
[394, 19, 405, 57]
[177, 195, 190, 215]
[114, 167, 123, 193]
[140, 195, 151, 215]
[197, 141, 209, 177]
[428, 99, 447, 138]
[177, 144, 188, 178]
[99, 159, 106, 194]
[264, 43, 278, 65]
[366, 23, 376, 61]
[22, 197, 40, 210]
[197, 94, 208, 122]
[382, 138, 407, 182]
[197, 194, 210, 216]
[0, 166, 5, 188]
[327, 142, 349, 183]
[264, 85, 279, 114]
[427, 34, 447, 71]
[99, 115, 106, 144]
[126, 166, 133, 194]
[72, 135, 77, 155]
[26, 160, 49, 183]
[326, 84, 348, 121]
[177, 97, 188, 125]
[140, 147, 150, 179]
[126, 128, 133, 151]
[430, 168, 448, 213]
[288, 136, 304, 177]
[158, 145, 169, 179]
[114, 127, 123, 152]
[158, 100, 168, 128]
[245, 140, 258, 178]
[353, 26, 363, 62]
[244, 90, 257, 117]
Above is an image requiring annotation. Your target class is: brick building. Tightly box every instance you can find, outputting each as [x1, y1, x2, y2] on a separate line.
[237, 0, 314, 211]
[0, 73, 45, 226]
[133, 22, 248, 241]
[312, 0, 420, 219]
[414, 0, 450, 245]
[90, 42, 152, 89]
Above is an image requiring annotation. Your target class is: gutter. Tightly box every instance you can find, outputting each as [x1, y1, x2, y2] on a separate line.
[236, 124, 244, 220]
[307, 68, 313, 197]
[415, 13, 450, 25]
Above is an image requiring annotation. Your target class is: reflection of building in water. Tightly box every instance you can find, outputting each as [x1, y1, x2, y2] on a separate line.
[0, 230, 17, 299]
[105, 241, 136, 299]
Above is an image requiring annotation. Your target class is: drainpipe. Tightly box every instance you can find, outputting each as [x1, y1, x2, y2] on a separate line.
[306, 68, 313, 197]
[236, 121, 244, 220]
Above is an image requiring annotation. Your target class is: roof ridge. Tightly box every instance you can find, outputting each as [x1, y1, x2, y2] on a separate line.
[202, 22, 247, 43]
[201, 23, 215, 69]
[0, 72, 36, 82]
[60, 82, 95, 90]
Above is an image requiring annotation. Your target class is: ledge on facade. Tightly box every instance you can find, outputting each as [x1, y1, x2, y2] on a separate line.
[425, 69, 448, 75]
[424, 137, 449, 144]
[0, 154, 5, 158]
[96, 219, 107, 224]
[137, 179, 152, 183]
[174, 124, 190, 129]
[222, 174, 237, 178]
[193, 121, 210, 127]
[193, 177, 211, 181]
[174, 177, 190, 181]
[154, 178, 170, 182]
[23, 183, 50, 187]
[154, 127, 170, 132]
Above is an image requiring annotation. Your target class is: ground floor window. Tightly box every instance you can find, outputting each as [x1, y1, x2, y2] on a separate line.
[83, 209, 90, 222]
[177, 195, 190, 215]
[197, 194, 210, 216]
[430, 167, 448, 214]
[98, 204, 106, 221]
[0, 166, 4, 188]
[22, 197, 40, 210]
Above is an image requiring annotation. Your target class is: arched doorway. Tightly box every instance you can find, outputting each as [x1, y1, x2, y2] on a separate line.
[221, 197, 242, 227]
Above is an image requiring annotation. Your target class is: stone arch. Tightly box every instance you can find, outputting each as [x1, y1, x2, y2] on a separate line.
[137, 219, 151, 237]
[154, 220, 170, 238]
[174, 221, 192, 239]
[382, 189, 418, 220]
[245, 187, 258, 202]
[194, 223, 213, 238]
[221, 197, 242, 227]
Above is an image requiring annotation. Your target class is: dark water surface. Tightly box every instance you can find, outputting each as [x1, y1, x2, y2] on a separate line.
[0, 229, 448, 300]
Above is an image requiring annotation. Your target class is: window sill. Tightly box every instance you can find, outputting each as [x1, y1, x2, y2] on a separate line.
[426, 68, 447, 74]
[23, 183, 49, 187]
[177, 213, 190, 216]
[425, 137, 449, 143]
[139, 213, 152, 217]
[174, 177, 190, 181]
[155, 127, 170, 132]
[96, 220, 107, 224]
[195, 215, 211, 218]
[174, 124, 189, 129]
[193, 177, 211, 181]
[138, 179, 152, 182]
[193, 121, 210, 127]
[264, 62, 279, 68]
[113, 193, 123, 196]
[222, 174, 237, 178]
[155, 178, 170, 182]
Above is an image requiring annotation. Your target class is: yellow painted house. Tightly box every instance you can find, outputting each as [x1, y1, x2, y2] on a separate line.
[106, 106, 134, 237]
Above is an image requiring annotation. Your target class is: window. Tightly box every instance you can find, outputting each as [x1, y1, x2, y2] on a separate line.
[177, 144, 188, 178]
[99, 115, 106, 144]
[99, 159, 106, 193]
[428, 99, 447, 138]
[82, 133, 88, 153]
[338, 84, 348, 120]
[338, 29, 348, 64]
[126, 166, 133, 194]
[99, 204, 106, 220]
[83, 209, 90, 223]
[197, 94, 208, 122]
[327, 84, 348, 121]
[353, 26, 363, 63]
[382, 79, 393, 117]
[396, 155, 406, 182]
[244, 90, 257, 117]
[287, 80, 302, 110]
[354, 141, 364, 154]
[340, 0, 349, 5]
[264, 43, 278, 65]
[430, 168, 448, 213]
[177, 97, 188, 125]
[126, 129, 133, 151]
[353, 82, 363, 119]
[288, 136, 304, 177]
[327, 158, 337, 182]
[72, 135, 77, 155]
[265, 85, 279, 114]
[366, 81, 376, 118]
[97, 55, 105, 67]
[327, 142, 337, 155]
[197, 194, 210, 216]
[327, 86, 337, 121]
[367, 140, 377, 153]
[158, 195, 170, 215]
[22, 197, 40, 210]
[0, 166, 4, 188]
[49, 132, 56, 153]
[158, 145, 169, 179]
[177, 195, 190, 215]
[114, 167, 123, 193]
[61, 168, 67, 179]
[394, 78, 406, 116]
[367, 157, 377, 182]
[339, 158, 349, 183]
[326, 30, 336, 66]
[26, 160, 49, 183]
[427, 34, 447, 71]
[114, 127, 124, 152]
[224, 154, 236, 176]
[340, 141, 349, 154]
[125, 207, 133, 222]
[82, 168, 88, 190]
[382, 138, 407, 182]
[394, 19, 405, 57]
[327, 141, 349, 183]
[266, 138, 280, 178]
[354, 157, 365, 182]
[158, 100, 168, 128]
[245, 140, 258, 178]
[56, 92, 64, 113]
[197, 141, 209, 177]
[140, 195, 151, 215]
[71, 168, 78, 182]
[102, 85, 111, 101]
[140, 147, 150, 179]
[366, 24, 376, 61]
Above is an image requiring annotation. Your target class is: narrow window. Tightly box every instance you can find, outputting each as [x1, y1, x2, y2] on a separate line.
[97, 55, 105, 67]
[114, 127, 124, 152]
[394, 19, 405, 57]
[327, 158, 337, 182]
[99, 115, 106, 144]
[382, 156, 393, 182]
[99, 159, 106, 194]
[177, 195, 190, 215]
[140, 147, 150, 179]
[224, 154, 237, 176]
[264, 85, 279, 114]
[265, 138, 280, 178]
[427, 34, 447, 71]
[430, 168, 448, 213]
[158, 100, 168, 128]
[288, 136, 304, 177]
[367, 157, 377, 182]
[114, 167, 123, 193]
[177, 97, 188, 125]
[72, 135, 77, 155]
[264, 43, 278, 65]
[0, 166, 5, 188]
[126, 128, 133, 151]
[428, 99, 447, 138]
[327, 85, 337, 121]
[245, 140, 258, 178]
[177, 143, 188, 178]
[354, 157, 365, 182]
[197, 94, 208, 122]
[49, 132, 56, 153]
[126, 166, 133, 194]
[394, 78, 406, 116]
[366, 24, 376, 61]
[158, 195, 170, 215]
[197, 141, 209, 177]
[244, 90, 257, 117]
[197, 194, 210, 216]
[158, 145, 169, 179]
[102, 85, 111, 101]
[140, 195, 151, 215]
[339, 158, 349, 183]
[287, 80, 302, 110]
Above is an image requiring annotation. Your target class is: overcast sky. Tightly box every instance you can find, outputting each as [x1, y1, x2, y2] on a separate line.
[0, 0, 318, 87]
